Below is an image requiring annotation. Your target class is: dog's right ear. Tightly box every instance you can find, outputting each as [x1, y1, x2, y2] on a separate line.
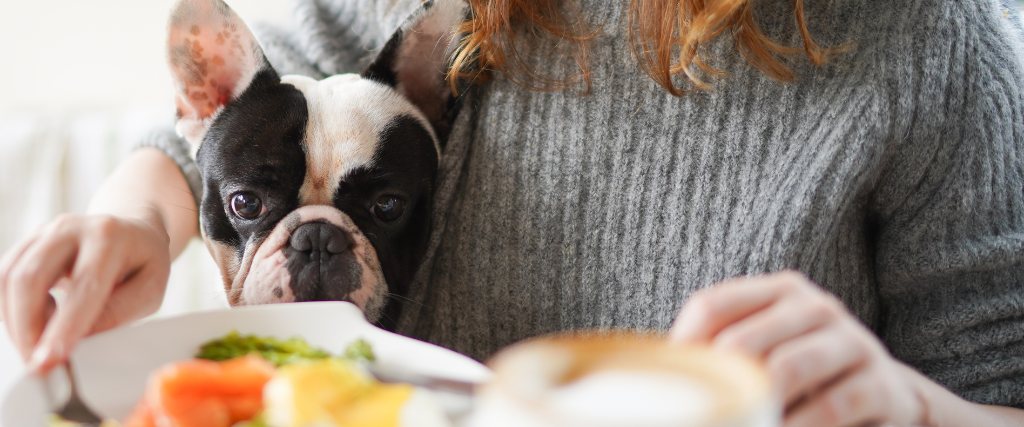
[361, 0, 469, 143]
[167, 0, 274, 150]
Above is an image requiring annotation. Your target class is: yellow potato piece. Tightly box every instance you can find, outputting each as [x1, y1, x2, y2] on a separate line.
[336, 384, 414, 427]
[264, 358, 414, 427]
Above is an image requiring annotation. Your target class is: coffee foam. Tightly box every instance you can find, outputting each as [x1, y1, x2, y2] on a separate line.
[466, 331, 780, 427]
[550, 370, 713, 426]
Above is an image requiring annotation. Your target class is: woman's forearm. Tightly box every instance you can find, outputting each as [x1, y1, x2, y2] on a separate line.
[925, 389, 1024, 426]
[910, 364, 1024, 426]
[87, 147, 199, 258]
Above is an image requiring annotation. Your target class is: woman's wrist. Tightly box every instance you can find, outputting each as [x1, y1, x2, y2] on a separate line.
[85, 147, 198, 257]
[84, 204, 172, 246]
[898, 360, 969, 426]
[125, 210, 172, 247]
[898, 362, 944, 426]
[901, 361, 1024, 427]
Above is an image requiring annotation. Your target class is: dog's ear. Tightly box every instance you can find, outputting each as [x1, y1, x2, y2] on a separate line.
[167, 0, 275, 149]
[361, 0, 469, 139]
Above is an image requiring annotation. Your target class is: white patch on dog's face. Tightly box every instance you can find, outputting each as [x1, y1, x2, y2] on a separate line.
[280, 74, 438, 206]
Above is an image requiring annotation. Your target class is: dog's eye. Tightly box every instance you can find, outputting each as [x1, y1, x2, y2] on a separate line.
[372, 196, 405, 222]
[231, 192, 263, 219]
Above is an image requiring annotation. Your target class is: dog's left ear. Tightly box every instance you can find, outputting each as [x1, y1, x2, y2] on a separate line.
[166, 0, 274, 149]
[361, 0, 469, 140]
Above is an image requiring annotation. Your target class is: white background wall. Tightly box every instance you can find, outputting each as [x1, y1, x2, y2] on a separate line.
[0, 0, 291, 112]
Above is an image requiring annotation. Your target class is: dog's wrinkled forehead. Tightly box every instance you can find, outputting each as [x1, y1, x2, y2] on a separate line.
[280, 74, 439, 206]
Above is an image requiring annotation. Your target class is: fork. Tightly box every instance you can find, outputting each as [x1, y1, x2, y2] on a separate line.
[55, 362, 103, 426]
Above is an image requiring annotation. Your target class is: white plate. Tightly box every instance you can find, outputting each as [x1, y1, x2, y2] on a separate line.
[1, 301, 492, 426]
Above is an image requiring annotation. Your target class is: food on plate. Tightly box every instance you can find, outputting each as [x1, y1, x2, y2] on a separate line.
[123, 354, 276, 427]
[196, 331, 375, 365]
[196, 331, 331, 366]
[115, 332, 447, 427]
[262, 358, 414, 427]
[341, 338, 376, 363]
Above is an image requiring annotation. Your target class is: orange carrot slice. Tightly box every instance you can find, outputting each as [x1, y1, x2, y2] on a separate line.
[124, 354, 275, 427]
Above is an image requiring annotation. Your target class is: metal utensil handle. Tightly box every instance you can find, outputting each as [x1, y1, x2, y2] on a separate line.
[367, 364, 478, 396]
[57, 362, 104, 425]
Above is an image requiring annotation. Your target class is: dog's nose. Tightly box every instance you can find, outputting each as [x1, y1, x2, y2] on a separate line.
[284, 221, 362, 302]
[289, 222, 350, 254]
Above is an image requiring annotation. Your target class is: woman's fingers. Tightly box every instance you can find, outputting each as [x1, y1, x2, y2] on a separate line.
[765, 321, 870, 404]
[88, 258, 168, 336]
[29, 229, 127, 372]
[0, 231, 43, 323]
[674, 271, 870, 406]
[88, 223, 171, 336]
[669, 270, 930, 426]
[784, 360, 921, 427]
[785, 367, 883, 427]
[711, 288, 842, 357]
[4, 220, 82, 360]
[669, 270, 815, 343]
[0, 215, 172, 373]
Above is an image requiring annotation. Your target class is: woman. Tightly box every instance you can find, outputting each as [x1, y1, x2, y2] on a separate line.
[2, 0, 1023, 425]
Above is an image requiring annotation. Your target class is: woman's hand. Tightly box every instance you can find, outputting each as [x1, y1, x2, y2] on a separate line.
[669, 270, 929, 427]
[0, 214, 171, 373]
[0, 147, 200, 374]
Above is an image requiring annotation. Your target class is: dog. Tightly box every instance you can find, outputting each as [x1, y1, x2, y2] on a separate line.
[166, 0, 466, 325]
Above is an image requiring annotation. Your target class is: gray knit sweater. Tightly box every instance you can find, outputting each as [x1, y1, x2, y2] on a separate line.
[146, 0, 1024, 408]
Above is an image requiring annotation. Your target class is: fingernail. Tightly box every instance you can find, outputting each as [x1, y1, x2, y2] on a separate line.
[27, 344, 50, 372]
[666, 328, 686, 344]
[667, 324, 697, 345]
[28, 341, 62, 373]
[668, 314, 700, 339]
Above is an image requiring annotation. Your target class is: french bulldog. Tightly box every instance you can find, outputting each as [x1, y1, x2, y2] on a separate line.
[166, 0, 466, 325]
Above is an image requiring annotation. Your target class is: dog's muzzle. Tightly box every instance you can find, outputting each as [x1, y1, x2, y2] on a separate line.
[283, 221, 362, 301]
[228, 206, 388, 321]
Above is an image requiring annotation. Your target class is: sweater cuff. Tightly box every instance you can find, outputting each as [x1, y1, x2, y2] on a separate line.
[135, 129, 203, 210]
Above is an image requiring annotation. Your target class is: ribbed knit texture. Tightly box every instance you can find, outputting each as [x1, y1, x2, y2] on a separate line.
[137, 128, 204, 208]
[154, 0, 1024, 408]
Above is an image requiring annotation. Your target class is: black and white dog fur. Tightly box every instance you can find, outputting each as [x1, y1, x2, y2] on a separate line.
[167, 0, 466, 324]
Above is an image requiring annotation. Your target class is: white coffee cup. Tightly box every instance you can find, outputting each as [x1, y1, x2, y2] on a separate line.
[465, 331, 780, 427]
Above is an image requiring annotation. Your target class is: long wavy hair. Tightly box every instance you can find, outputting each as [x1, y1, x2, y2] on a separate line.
[448, 0, 832, 96]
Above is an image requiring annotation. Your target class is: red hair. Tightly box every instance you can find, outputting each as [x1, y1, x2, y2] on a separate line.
[448, 0, 834, 95]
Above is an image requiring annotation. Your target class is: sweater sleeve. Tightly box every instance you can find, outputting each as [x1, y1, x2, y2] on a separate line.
[871, 0, 1024, 408]
[135, 128, 204, 210]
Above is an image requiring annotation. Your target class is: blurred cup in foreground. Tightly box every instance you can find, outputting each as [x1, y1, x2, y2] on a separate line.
[466, 331, 779, 427]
